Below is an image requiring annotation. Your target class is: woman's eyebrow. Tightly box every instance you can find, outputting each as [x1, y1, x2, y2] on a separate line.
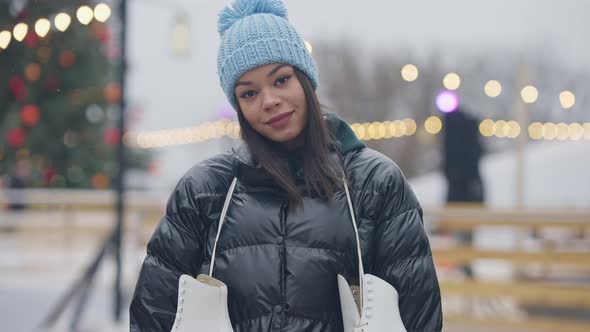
[267, 64, 289, 77]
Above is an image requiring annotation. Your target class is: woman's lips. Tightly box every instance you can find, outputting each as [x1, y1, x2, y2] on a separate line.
[266, 111, 293, 128]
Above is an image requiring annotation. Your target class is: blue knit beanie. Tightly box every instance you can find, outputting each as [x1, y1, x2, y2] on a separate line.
[217, 0, 318, 110]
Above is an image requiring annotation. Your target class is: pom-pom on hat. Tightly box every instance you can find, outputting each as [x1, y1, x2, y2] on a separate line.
[217, 0, 318, 110]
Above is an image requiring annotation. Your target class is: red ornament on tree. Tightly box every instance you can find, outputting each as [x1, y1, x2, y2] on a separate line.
[92, 173, 111, 189]
[20, 104, 40, 126]
[9, 75, 24, 92]
[7, 128, 26, 148]
[24, 30, 40, 48]
[103, 82, 122, 104]
[9, 75, 27, 102]
[92, 22, 110, 42]
[59, 51, 76, 69]
[42, 167, 57, 185]
[104, 127, 121, 146]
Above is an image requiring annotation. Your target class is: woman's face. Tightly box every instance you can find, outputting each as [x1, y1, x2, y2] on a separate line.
[235, 63, 307, 150]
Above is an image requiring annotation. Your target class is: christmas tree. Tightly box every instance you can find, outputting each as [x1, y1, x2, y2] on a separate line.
[0, 1, 150, 189]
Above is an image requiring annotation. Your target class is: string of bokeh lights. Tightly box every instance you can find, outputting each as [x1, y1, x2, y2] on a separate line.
[0, 4, 112, 48]
[128, 60, 587, 148]
[125, 117, 590, 149]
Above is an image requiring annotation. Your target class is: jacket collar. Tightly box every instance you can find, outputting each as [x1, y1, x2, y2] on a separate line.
[231, 144, 274, 185]
[324, 112, 366, 154]
[233, 143, 260, 169]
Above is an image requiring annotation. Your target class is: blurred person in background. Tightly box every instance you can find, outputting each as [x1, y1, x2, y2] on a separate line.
[130, 0, 442, 331]
[442, 107, 485, 204]
[5, 159, 31, 210]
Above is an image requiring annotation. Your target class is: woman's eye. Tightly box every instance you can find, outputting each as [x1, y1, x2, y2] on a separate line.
[240, 90, 257, 99]
[276, 75, 291, 86]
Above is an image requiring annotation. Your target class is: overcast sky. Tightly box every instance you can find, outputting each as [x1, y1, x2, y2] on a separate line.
[126, 0, 589, 188]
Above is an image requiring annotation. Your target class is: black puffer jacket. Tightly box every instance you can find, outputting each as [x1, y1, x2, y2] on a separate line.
[130, 113, 443, 332]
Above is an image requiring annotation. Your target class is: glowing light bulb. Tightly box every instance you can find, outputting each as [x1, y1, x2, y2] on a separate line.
[401, 64, 419, 82]
[542, 123, 557, 140]
[77, 6, 94, 25]
[55, 13, 72, 32]
[13, 23, 28, 41]
[0, 31, 10, 49]
[528, 122, 543, 140]
[521, 85, 538, 104]
[94, 4, 112, 22]
[494, 120, 508, 138]
[436, 90, 459, 113]
[35, 18, 51, 38]
[559, 90, 575, 109]
[443, 72, 461, 90]
[425, 116, 442, 134]
[556, 123, 569, 140]
[479, 119, 495, 137]
[484, 80, 502, 97]
[374, 122, 385, 139]
[506, 121, 520, 138]
[402, 119, 417, 136]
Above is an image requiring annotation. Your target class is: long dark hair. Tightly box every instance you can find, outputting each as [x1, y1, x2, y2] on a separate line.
[237, 67, 342, 209]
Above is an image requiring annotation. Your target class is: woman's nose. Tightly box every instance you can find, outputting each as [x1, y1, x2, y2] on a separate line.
[261, 89, 280, 110]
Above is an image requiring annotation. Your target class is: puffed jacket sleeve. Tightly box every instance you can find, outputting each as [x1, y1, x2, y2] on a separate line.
[372, 164, 443, 332]
[130, 175, 207, 332]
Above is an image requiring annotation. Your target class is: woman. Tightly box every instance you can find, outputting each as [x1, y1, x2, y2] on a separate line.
[130, 0, 443, 331]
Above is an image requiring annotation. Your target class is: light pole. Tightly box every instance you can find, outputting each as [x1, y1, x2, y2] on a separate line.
[113, 0, 128, 322]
